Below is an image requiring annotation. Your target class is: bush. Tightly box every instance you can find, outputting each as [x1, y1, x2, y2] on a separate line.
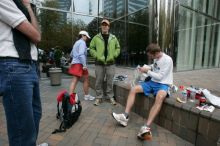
[54, 47, 62, 67]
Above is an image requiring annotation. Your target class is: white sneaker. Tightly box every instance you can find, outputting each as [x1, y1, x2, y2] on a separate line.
[37, 143, 48, 146]
[112, 112, 128, 127]
[84, 95, 95, 101]
[137, 125, 151, 139]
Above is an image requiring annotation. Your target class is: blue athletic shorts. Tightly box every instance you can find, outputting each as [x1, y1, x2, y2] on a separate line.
[140, 80, 169, 96]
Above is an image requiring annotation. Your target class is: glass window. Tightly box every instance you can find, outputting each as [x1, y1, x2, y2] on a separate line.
[73, 0, 99, 15]
[100, 0, 125, 18]
[37, 9, 73, 53]
[127, 23, 149, 66]
[34, 0, 220, 70]
[39, 0, 72, 12]
[175, 5, 220, 71]
[37, 8, 98, 54]
[179, 0, 219, 19]
[128, 0, 149, 14]
[128, 8, 149, 25]
[110, 18, 126, 65]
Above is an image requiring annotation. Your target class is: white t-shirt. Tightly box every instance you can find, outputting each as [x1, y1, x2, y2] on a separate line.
[0, 0, 38, 60]
[148, 53, 173, 85]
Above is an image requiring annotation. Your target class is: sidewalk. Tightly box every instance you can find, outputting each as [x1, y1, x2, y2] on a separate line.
[0, 73, 194, 146]
[1, 67, 219, 146]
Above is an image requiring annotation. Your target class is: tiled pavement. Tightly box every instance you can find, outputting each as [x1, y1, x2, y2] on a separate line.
[0, 73, 195, 146]
[1, 67, 220, 146]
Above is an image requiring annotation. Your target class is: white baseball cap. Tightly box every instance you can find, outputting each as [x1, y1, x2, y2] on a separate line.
[79, 30, 90, 39]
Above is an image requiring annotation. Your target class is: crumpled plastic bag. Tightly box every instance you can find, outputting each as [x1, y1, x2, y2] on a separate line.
[130, 65, 149, 87]
[202, 89, 220, 108]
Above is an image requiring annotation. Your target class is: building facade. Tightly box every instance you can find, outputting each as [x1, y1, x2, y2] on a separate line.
[33, 0, 220, 71]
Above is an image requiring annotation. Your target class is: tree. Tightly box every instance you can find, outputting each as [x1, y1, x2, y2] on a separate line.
[54, 46, 63, 67]
[38, 1, 87, 54]
[38, 1, 61, 52]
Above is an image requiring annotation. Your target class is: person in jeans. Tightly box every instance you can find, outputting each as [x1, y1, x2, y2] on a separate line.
[0, 0, 47, 146]
[112, 43, 173, 139]
[69, 30, 95, 101]
[89, 18, 120, 106]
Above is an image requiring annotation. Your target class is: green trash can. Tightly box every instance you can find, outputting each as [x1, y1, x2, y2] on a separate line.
[49, 68, 62, 86]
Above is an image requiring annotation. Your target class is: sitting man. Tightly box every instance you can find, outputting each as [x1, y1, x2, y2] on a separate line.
[112, 43, 173, 139]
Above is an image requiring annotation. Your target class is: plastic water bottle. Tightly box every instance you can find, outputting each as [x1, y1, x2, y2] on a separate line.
[181, 90, 187, 103]
[123, 75, 128, 84]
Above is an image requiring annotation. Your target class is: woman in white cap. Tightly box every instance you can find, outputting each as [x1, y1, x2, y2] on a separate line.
[68, 30, 95, 100]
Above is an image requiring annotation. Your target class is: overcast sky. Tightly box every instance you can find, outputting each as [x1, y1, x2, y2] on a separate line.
[74, 0, 102, 15]
[73, 0, 102, 24]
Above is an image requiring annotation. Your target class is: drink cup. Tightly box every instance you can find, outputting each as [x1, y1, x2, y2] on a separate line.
[181, 90, 187, 103]
[189, 91, 196, 102]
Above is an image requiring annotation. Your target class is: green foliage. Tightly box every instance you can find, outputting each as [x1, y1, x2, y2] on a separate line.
[54, 46, 62, 67]
[37, 1, 87, 54]
[38, 1, 61, 52]
[87, 17, 99, 38]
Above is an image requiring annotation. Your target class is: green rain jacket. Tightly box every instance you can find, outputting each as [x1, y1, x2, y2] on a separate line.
[89, 33, 120, 65]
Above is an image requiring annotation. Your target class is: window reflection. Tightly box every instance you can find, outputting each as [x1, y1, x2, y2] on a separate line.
[34, 0, 220, 70]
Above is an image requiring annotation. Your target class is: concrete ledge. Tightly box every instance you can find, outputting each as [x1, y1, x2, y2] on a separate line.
[63, 67, 220, 146]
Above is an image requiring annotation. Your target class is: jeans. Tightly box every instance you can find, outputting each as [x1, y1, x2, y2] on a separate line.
[0, 58, 42, 146]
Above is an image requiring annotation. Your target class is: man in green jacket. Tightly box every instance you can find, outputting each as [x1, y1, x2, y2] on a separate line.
[90, 18, 120, 106]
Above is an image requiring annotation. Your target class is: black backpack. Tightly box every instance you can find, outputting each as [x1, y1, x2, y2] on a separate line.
[52, 91, 82, 134]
